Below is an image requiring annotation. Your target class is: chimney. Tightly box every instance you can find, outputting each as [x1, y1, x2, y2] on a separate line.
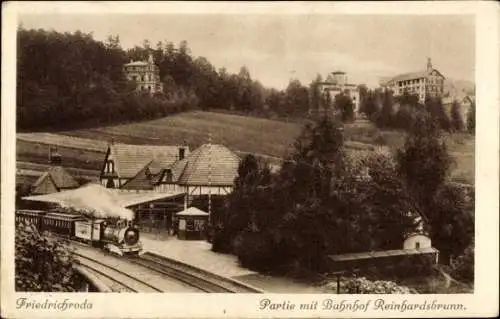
[49, 147, 62, 165]
[427, 57, 432, 72]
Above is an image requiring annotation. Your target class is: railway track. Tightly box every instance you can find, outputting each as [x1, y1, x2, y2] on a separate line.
[73, 252, 163, 293]
[127, 252, 263, 293]
[48, 233, 262, 293]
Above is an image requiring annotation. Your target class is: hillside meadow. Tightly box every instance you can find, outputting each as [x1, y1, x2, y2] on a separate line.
[16, 111, 475, 185]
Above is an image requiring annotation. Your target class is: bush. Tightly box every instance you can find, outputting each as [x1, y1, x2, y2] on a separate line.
[15, 222, 80, 292]
[211, 226, 233, 253]
[342, 276, 413, 294]
[394, 255, 435, 277]
[451, 243, 474, 283]
[233, 230, 281, 272]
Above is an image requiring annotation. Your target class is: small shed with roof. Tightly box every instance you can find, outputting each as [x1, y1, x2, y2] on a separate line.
[175, 207, 210, 240]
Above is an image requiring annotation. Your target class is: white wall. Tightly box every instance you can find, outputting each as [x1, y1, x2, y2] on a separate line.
[403, 234, 432, 250]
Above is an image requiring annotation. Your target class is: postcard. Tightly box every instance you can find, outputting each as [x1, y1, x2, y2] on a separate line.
[1, 1, 498, 318]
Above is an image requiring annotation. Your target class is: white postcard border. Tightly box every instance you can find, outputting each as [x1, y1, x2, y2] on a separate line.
[2, 2, 499, 318]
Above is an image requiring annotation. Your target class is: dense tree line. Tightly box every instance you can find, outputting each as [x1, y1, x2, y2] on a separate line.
[213, 115, 420, 275]
[359, 89, 475, 134]
[17, 28, 313, 130]
[213, 110, 474, 279]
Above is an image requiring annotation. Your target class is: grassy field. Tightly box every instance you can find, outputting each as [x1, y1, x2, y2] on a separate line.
[16, 111, 475, 185]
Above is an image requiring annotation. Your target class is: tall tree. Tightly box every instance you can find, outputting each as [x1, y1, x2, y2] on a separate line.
[373, 89, 395, 127]
[285, 79, 310, 116]
[360, 89, 379, 117]
[425, 96, 450, 131]
[396, 111, 453, 216]
[309, 74, 323, 115]
[467, 101, 475, 134]
[450, 101, 465, 132]
[334, 92, 355, 123]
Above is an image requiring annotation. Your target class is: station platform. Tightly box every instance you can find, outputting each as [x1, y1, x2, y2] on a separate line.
[140, 232, 328, 293]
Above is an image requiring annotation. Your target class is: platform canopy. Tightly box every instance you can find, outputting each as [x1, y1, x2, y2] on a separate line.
[176, 207, 209, 217]
[22, 183, 185, 209]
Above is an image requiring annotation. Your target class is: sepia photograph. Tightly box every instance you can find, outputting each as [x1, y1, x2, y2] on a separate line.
[1, 1, 498, 319]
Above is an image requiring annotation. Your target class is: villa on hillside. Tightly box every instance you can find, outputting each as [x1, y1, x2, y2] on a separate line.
[124, 53, 163, 94]
[313, 71, 361, 115]
[381, 58, 445, 104]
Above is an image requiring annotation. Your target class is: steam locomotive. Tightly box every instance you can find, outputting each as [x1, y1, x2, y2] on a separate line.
[15, 209, 142, 255]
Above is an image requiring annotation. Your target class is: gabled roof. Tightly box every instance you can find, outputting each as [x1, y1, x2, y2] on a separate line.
[120, 161, 155, 190]
[33, 166, 79, 190]
[31, 172, 59, 195]
[171, 158, 189, 182]
[177, 144, 240, 186]
[385, 68, 445, 84]
[108, 143, 189, 179]
[442, 93, 475, 105]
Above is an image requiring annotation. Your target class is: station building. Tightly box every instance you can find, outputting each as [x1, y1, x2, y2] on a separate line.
[98, 141, 240, 230]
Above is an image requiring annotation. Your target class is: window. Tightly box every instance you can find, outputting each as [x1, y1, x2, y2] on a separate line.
[106, 160, 114, 173]
[165, 169, 173, 183]
[186, 218, 195, 231]
[415, 242, 420, 249]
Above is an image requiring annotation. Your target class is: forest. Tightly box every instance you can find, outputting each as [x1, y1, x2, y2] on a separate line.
[211, 111, 474, 283]
[17, 27, 475, 134]
[17, 28, 312, 130]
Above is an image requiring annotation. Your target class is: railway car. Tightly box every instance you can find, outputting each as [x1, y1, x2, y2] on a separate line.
[15, 209, 47, 229]
[42, 212, 86, 237]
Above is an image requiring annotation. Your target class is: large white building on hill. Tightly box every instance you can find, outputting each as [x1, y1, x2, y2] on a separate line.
[381, 58, 445, 104]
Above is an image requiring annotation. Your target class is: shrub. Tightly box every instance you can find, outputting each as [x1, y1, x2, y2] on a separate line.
[342, 276, 413, 294]
[15, 222, 80, 292]
[451, 243, 474, 283]
[233, 230, 280, 272]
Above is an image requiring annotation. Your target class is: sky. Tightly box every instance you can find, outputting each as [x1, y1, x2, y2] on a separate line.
[19, 14, 475, 90]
